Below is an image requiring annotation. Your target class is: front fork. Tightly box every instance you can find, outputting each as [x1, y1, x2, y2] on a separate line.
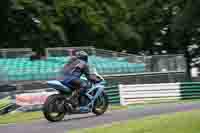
[85, 86, 104, 111]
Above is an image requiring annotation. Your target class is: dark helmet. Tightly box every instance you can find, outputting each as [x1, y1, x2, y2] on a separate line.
[75, 50, 88, 62]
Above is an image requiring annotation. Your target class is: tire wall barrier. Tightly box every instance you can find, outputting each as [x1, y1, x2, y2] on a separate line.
[14, 85, 120, 107]
[15, 91, 58, 106]
[119, 82, 200, 105]
[3, 82, 200, 110]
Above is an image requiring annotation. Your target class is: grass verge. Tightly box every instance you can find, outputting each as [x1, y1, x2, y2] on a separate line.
[0, 112, 43, 125]
[70, 110, 200, 133]
[0, 97, 11, 109]
[108, 105, 128, 111]
[128, 99, 200, 109]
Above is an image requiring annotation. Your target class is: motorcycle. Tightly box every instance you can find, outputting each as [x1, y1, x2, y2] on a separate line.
[43, 74, 109, 122]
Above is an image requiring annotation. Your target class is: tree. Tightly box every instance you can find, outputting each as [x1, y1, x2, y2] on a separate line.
[170, 0, 200, 80]
[1, 0, 134, 51]
[0, 0, 12, 47]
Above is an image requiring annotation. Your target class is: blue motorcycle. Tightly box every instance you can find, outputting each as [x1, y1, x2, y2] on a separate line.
[43, 75, 108, 122]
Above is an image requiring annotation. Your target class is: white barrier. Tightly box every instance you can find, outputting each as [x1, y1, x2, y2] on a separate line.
[119, 83, 181, 105]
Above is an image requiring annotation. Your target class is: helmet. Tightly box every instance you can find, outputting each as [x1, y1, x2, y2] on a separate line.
[75, 50, 88, 62]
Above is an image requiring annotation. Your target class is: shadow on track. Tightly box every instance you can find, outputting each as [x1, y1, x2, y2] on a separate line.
[44, 113, 111, 124]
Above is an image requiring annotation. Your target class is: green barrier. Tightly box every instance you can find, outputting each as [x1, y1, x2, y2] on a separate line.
[180, 82, 200, 100]
[181, 86, 200, 89]
[181, 82, 200, 85]
[105, 86, 120, 105]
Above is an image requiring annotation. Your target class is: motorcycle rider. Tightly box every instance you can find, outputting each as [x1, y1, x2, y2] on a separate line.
[60, 50, 101, 107]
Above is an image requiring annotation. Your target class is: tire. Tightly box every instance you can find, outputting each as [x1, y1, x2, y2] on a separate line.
[43, 94, 66, 122]
[92, 92, 109, 116]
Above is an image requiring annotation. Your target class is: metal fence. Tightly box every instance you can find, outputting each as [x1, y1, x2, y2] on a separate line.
[104, 72, 187, 85]
[0, 47, 187, 83]
[127, 54, 186, 72]
[45, 46, 133, 57]
[0, 48, 32, 58]
[45, 46, 95, 57]
[45, 47, 186, 72]
[91, 48, 133, 57]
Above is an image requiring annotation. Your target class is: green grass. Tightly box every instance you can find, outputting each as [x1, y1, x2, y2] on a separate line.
[127, 99, 200, 109]
[0, 102, 8, 109]
[0, 97, 11, 109]
[0, 112, 43, 124]
[108, 105, 128, 111]
[70, 110, 200, 133]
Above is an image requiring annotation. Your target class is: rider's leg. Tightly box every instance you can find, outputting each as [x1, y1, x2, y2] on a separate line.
[70, 79, 81, 107]
[80, 79, 89, 94]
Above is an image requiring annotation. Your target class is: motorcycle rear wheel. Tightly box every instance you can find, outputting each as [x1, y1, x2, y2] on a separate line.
[43, 94, 66, 122]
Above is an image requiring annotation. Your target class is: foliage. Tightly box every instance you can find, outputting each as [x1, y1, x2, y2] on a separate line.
[0, 0, 200, 55]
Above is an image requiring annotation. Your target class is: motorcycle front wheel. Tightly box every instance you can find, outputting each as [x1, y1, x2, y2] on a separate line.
[92, 91, 109, 115]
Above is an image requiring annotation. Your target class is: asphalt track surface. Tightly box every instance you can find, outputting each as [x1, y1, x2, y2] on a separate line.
[1, 101, 200, 133]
